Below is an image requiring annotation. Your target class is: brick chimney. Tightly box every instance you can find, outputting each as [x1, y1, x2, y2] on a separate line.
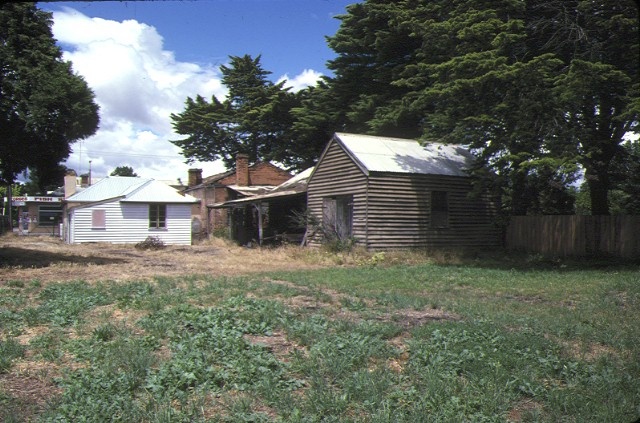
[64, 170, 77, 198]
[188, 168, 202, 187]
[236, 154, 249, 186]
[80, 174, 89, 187]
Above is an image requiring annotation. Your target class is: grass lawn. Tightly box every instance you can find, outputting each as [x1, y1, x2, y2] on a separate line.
[1, 249, 639, 422]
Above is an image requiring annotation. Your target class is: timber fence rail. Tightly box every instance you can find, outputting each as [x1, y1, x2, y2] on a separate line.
[506, 215, 640, 258]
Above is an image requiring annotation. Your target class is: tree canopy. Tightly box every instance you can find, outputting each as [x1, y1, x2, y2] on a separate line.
[0, 3, 99, 189]
[110, 166, 138, 177]
[171, 55, 312, 169]
[320, 0, 639, 215]
[170, 1, 638, 215]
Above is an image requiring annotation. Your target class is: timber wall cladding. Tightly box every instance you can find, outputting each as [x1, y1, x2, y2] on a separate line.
[506, 215, 640, 258]
[307, 140, 502, 250]
[307, 141, 367, 247]
[71, 202, 192, 245]
[366, 173, 500, 250]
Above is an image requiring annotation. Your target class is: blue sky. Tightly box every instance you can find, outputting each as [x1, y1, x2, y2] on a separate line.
[36, 0, 356, 183]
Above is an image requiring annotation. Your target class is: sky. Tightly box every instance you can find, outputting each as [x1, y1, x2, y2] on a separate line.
[36, 0, 357, 185]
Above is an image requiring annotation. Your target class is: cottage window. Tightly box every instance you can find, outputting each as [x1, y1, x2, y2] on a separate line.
[323, 195, 353, 239]
[91, 210, 106, 229]
[149, 204, 167, 229]
[430, 191, 449, 228]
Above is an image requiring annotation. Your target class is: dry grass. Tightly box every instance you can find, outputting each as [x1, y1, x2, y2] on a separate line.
[0, 233, 452, 287]
[0, 233, 331, 285]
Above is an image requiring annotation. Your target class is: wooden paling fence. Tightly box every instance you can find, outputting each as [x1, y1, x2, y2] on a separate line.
[506, 215, 640, 258]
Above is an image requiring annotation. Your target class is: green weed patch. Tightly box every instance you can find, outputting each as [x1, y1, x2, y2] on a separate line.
[0, 262, 638, 422]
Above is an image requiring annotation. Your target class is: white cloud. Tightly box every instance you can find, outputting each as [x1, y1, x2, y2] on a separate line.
[278, 69, 323, 92]
[51, 8, 322, 184]
[53, 8, 228, 183]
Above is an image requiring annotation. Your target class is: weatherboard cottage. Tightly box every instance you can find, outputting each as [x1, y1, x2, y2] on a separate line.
[306, 133, 501, 250]
[64, 176, 198, 245]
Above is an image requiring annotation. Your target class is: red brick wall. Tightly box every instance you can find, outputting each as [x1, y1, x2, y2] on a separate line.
[187, 162, 291, 236]
[216, 162, 291, 186]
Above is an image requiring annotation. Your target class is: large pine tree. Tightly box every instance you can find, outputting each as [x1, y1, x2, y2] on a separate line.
[171, 55, 304, 169]
[322, 0, 639, 215]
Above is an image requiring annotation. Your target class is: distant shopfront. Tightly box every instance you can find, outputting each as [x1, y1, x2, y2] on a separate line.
[6, 196, 63, 235]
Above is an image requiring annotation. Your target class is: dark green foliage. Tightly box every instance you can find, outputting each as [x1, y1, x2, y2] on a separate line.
[0, 3, 99, 187]
[610, 139, 640, 214]
[322, 0, 639, 215]
[22, 164, 70, 195]
[325, 0, 424, 138]
[110, 166, 138, 177]
[171, 55, 311, 170]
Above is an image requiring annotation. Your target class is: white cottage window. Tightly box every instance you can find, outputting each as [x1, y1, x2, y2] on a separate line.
[149, 204, 167, 229]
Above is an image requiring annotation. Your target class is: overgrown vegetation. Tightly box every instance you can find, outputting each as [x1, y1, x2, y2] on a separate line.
[135, 236, 166, 251]
[1, 250, 639, 422]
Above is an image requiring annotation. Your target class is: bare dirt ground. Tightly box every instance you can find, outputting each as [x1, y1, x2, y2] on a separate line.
[0, 233, 327, 284]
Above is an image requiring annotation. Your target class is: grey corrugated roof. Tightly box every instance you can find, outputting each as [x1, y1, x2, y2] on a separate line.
[272, 166, 313, 192]
[66, 177, 197, 204]
[334, 133, 473, 176]
[123, 180, 198, 203]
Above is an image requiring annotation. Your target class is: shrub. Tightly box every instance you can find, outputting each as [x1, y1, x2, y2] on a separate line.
[210, 226, 229, 239]
[322, 236, 357, 253]
[135, 236, 166, 251]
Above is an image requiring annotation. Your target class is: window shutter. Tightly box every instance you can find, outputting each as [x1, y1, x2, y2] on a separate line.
[92, 210, 106, 228]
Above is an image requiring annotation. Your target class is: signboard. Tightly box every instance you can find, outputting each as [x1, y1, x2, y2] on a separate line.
[3, 196, 63, 206]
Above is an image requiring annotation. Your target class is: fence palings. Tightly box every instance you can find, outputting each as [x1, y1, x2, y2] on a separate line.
[506, 215, 640, 258]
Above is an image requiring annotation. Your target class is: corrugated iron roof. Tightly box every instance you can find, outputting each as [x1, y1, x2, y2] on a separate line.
[209, 167, 312, 208]
[123, 180, 198, 203]
[273, 167, 313, 192]
[335, 133, 473, 176]
[66, 177, 197, 204]
[226, 185, 275, 196]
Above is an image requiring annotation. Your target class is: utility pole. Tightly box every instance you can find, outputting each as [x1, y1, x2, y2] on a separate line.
[6, 183, 13, 231]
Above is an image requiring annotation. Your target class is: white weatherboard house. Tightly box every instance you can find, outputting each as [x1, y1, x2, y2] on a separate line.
[64, 177, 198, 245]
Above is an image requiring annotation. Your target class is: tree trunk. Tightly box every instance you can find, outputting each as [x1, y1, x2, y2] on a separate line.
[586, 169, 610, 216]
[510, 169, 531, 216]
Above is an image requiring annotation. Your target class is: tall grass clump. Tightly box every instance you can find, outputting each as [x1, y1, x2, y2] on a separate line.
[0, 338, 25, 373]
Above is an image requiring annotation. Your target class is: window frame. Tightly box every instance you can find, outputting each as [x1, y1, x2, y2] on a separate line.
[38, 205, 63, 227]
[149, 204, 167, 229]
[430, 191, 449, 229]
